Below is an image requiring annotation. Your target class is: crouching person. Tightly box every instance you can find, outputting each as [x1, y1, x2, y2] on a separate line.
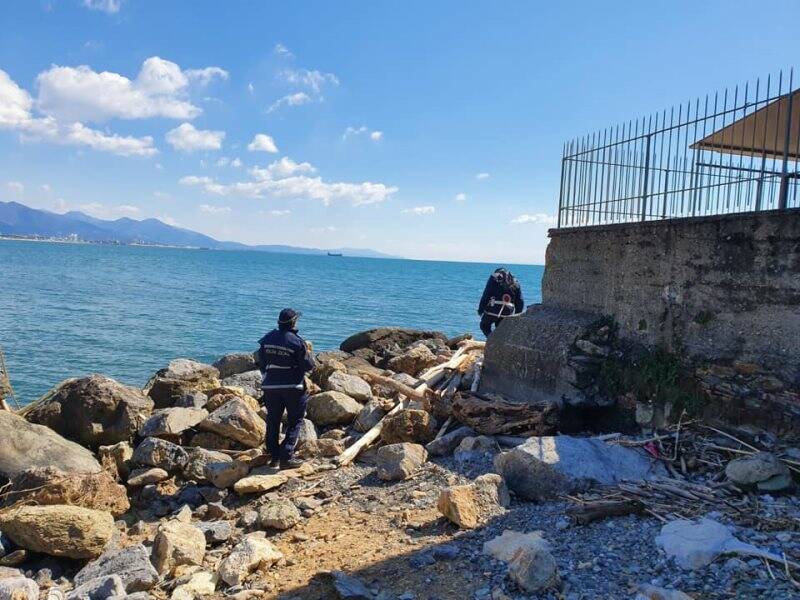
[257, 308, 315, 470]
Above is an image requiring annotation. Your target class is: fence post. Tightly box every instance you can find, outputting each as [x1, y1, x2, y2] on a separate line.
[778, 88, 794, 210]
[640, 134, 652, 221]
[557, 154, 566, 228]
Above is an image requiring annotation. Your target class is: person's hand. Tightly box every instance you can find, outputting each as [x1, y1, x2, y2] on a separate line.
[305, 341, 313, 352]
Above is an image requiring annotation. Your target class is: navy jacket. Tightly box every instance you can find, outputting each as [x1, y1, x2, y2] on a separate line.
[478, 273, 524, 317]
[256, 327, 315, 391]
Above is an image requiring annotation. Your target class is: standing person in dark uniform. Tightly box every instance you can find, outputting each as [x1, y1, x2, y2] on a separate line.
[477, 268, 524, 337]
[257, 308, 315, 469]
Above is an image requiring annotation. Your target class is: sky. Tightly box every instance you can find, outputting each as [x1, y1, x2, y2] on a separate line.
[0, 1, 798, 264]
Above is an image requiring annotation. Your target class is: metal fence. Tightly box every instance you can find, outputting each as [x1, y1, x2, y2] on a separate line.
[557, 69, 800, 228]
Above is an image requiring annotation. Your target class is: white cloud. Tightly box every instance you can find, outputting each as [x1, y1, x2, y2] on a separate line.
[274, 43, 293, 58]
[53, 198, 68, 212]
[115, 204, 140, 215]
[402, 206, 435, 216]
[343, 125, 383, 142]
[280, 69, 339, 94]
[179, 175, 213, 186]
[40, 183, 51, 192]
[180, 169, 397, 207]
[267, 209, 290, 217]
[251, 157, 316, 180]
[247, 82, 255, 94]
[310, 225, 336, 233]
[155, 163, 164, 170]
[165, 122, 225, 152]
[185, 67, 228, 87]
[230, 158, 242, 168]
[82, 0, 122, 13]
[158, 214, 178, 226]
[35, 57, 225, 123]
[2, 71, 157, 156]
[476, 172, 490, 180]
[454, 192, 467, 202]
[72, 202, 142, 219]
[247, 133, 278, 153]
[6, 181, 24, 195]
[266, 92, 311, 113]
[153, 190, 171, 200]
[199, 204, 231, 214]
[510, 213, 557, 225]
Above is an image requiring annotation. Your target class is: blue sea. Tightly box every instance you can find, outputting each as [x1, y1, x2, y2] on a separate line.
[0, 240, 543, 403]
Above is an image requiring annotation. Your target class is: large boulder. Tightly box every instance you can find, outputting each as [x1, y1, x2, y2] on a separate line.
[151, 521, 206, 575]
[73, 544, 158, 593]
[381, 409, 436, 444]
[199, 398, 265, 448]
[0, 411, 101, 480]
[494, 435, 666, 501]
[132, 437, 189, 473]
[306, 392, 362, 427]
[340, 328, 447, 356]
[67, 574, 125, 600]
[0, 505, 114, 559]
[352, 400, 387, 433]
[387, 344, 438, 376]
[437, 474, 509, 529]
[204, 460, 249, 489]
[138, 407, 208, 439]
[325, 371, 373, 403]
[183, 447, 232, 482]
[146, 359, 220, 409]
[24, 375, 153, 449]
[217, 532, 283, 586]
[213, 353, 257, 379]
[725, 452, 792, 492]
[221, 370, 262, 399]
[376, 443, 427, 481]
[98, 441, 134, 479]
[655, 517, 762, 570]
[2, 467, 129, 516]
[0, 577, 38, 600]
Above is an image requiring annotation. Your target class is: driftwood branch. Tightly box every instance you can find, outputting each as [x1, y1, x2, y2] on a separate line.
[335, 399, 408, 467]
[451, 392, 560, 436]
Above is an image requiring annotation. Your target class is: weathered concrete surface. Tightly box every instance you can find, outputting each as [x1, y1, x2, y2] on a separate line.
[480, 305, 597, 403]
[542, 210, 800, 382]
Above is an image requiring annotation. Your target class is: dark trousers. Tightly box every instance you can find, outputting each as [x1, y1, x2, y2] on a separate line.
[480, 314, 503, 336]
[263, 389, 308, 461]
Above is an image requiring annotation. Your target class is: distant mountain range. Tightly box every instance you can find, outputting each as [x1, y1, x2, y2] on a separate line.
[0, 201, 396, 259]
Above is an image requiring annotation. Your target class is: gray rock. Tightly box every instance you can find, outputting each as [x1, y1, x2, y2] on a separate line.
[132, 437, 189, 473]
[306, 392, 362, 427]
[635, 585, 693, 600]
[196, 521, 232, 545]
[326, 570, 373, 599]
[259, 500, 302, 530]
[495, 435, 666, 500]
[0, 577, 38, 600]
[67, 574, 125, 600]
[74, 544, 158, 593]
[217, 533, 282, 586]
[296, 419, 318, 451]
[352, 400, 387, 433]
[454, 435, 499, 462]
[326, 371, 373, 403]
[24, 375, 154, 449]
[138, 407, 208, 439]
[183, 447, 232, 481]
[204, 460, 249, 489]
[127, 467, 169, 487]
[425, 426, 475, 457]
[376, 443, 427, 481]
[725, 452, 792, 492]
[174, 391, 208, 409]
[146, 359, 220, 409]
[151, 521, 206, 575]
[655, 518, 764, 569]
[221, 370, 262, 399]
[213, 353, 257, 379]
[0, 411, 101, 479]
[507, 540, 559, 593]
[199, 398, 265, 448]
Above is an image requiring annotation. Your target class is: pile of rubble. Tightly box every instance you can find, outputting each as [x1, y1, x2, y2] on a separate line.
[0, 326, 797, 600]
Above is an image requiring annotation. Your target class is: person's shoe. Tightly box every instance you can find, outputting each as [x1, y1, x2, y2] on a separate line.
[279, 458, 304, 470]
[268, 458, 280, 469]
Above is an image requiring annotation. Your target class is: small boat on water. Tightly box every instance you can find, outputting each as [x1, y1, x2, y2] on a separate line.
[327, 252, 343, 257]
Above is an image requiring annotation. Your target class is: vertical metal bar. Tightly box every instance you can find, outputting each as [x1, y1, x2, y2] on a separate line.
[663, 104, 675, 218]
[641, 133, 652, 221]
[557, 143, 566, 228]
[756, 74, 772, 210]
[778, 68, 794, 210]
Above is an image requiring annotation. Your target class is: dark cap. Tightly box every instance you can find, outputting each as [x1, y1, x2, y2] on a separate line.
[278, 308, 302, 324]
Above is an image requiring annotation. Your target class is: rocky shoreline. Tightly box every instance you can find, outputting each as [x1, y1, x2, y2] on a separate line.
[0, 327, 798, 600]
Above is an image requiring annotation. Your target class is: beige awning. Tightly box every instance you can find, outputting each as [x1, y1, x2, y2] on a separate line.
[691, 89, 800, 161]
